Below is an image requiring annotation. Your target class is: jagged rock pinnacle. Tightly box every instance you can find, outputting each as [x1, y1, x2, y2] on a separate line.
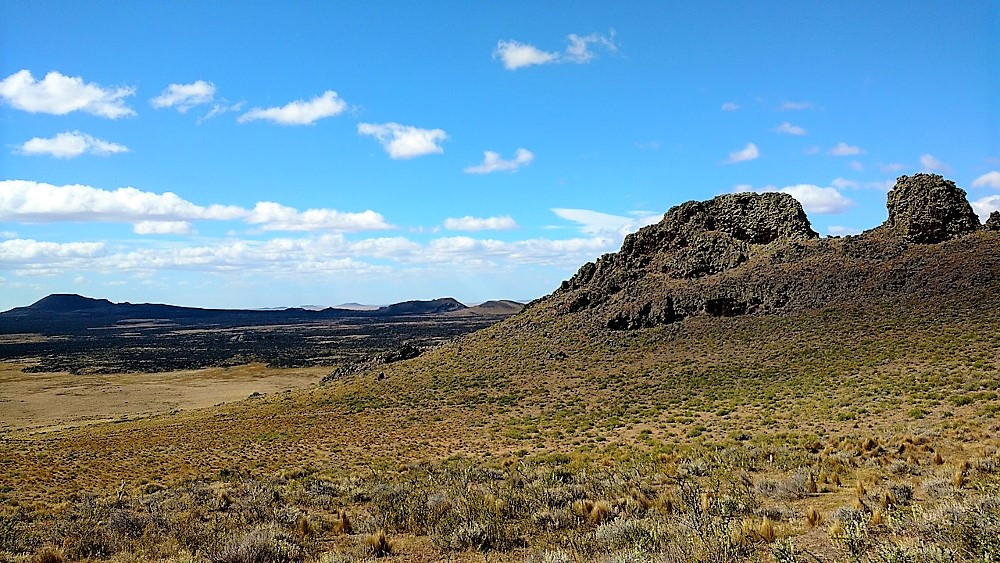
[882, 174, 981, 243]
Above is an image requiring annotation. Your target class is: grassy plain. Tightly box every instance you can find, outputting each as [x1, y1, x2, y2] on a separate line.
[1, 284, 999, 561]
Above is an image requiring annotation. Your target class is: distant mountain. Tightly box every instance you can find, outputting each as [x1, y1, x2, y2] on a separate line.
[371, 297, 467, 316]
[450, 300, 525, 316]
[0, 294, 516, 335]
[335, 302, 380, 311]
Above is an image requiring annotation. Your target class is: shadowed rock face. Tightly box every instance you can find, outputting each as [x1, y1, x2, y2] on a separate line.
[986, 211, 1000, 232]
[547, 174, 994, 330]
[881, 174, 981, 243]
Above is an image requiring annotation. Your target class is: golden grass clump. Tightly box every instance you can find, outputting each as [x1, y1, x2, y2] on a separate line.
[806, 472, 818, 494]
[953, 470, 966, 488]
[659, 493, 674, 514]
[571, 499, 594, 519]
[853, 497, 867, 512]
[830, 472, 841, 487]
[31, 547, 66, 563]
[589, 500, 612, 524]
[295, 514, 313, 538]
[365, 530, 393, 557]
[828, 520, 845, 538]
[333, 509, 353, 535]
[880, 490, 896, 510]
[933, 451, 944, 465]
[806, 506, 821, 527]
[870, 509, 884, 527]
[699, 491, 713, 514]
[855, 480, 866, 497]
[758, 517, 776, 543]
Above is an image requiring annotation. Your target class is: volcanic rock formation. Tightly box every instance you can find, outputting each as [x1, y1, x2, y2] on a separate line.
[548, 174, 989, 330]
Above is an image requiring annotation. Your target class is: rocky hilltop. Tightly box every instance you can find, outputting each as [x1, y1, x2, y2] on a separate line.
[544, 173, 998, 329]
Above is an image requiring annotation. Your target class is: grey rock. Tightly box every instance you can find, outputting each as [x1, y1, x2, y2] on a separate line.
[986, 211, 1000, 232]
[882, 174, 980, 243]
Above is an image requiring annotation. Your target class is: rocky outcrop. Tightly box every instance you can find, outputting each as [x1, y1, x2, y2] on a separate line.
[881, 174, 980, 243]
[550, 174, 990, 331]
[322, 343, 423, 383]
[986, 211, 1000, 232]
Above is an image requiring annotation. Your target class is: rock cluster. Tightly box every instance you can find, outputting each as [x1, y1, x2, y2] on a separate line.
[552, 174, 992, 331]
[881, 174, 980, 243]
[986, 211, 1000, 232]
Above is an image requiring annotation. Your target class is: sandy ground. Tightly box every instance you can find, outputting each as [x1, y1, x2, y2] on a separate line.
[0, 362, 327, 435]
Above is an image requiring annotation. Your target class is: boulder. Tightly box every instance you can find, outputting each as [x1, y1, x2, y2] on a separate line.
[882, 174, 980, 243]
[986, 211, 1000, 232]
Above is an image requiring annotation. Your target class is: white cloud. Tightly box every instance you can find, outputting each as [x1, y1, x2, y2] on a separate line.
[564, 31, 618, 63]
[721, 102, 740, 111]
[464, 148, 534, 174]
[197, 101, 245, 124]
[725, 142, 759, 164]
[552, 208, 661, 238]
[357, 122, 447, 159]
[238, 90, 346, 125]
[849, 161, 865, 171]
[777, 184, 853, 214]
[0, 238, 105, 263]
[494, 40, 560, 70]
[494, 31, 617, 70]
[971, 195, 1000, 221]
[444, 216, 517, 231]
[827, 225, 861, 236]
[151, 80, 216, 112]
[879, 162, 906, 173]
[16, 131, 129, 158]
[831, 177, 859, 190]
[0, 180, 244, 223]
[780, 101, 812, 110]
[829, 142, 863, 156]
[0, 231, 16, 239]
[246, 202, 391, 232]
[972, 171, 1000, 189]
[133, 221, 194, 235]
[774, 122, 806, 135]
[0, 69, 135, 118]
[920, 153, 951, 172]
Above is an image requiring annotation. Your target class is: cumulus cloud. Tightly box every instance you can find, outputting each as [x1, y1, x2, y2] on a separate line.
[829, 142, 863, 156]
[444, 216, 517, 231]
[238, 90, 346, 125]
[778, 184, 854, 214]
[971, 195, 1000, 221]
[197, 101, 245, 124]
[552, 208, 661, 238]
[0, 180, 389, 233]
[920, 153, 951, 172]
[16, 131, 129, 158]
[831, 177, 859, 189]
[464, 148, 534, 174]
[736, 183, 853, 214]
[133, 221, 194, 235]
[780, 101, 812, 110]
[357, 122, 447, 159]
[245, 202, 391, 232]
[151, 80, 216, 112]
[0, 180, 244, 223]
[774, 122, 806, 135]
[725, 142, 759, 164]
[494, 31, 616, 70]
[0, 238, 105, 263]
[880, 162, 906, 173]
[721, 102, 740, 111]
[972, 171, 1000, 189]
[0, 69, 135, 118]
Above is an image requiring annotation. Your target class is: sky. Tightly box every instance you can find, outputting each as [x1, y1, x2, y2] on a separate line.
[0, 1, 998, 310]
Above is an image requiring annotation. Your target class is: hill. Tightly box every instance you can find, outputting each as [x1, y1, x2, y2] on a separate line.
[2, 174, 999, 561]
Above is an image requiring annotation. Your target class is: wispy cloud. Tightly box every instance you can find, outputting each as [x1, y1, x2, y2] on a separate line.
[552, 208, 661, 237]
[443, 216, 518, 231]
[238, 90, 346, 125]
[829, 142, 863, 156]
[151, 80, 215, 112]
[780, 101, 812, 110]
[464, 148, 534, 174]
[494, 30, 617, 70]
[774, 122, 806, 135]
[133, 221, 194, 235]
[725, 142, 759, 164]
[358, 122, 448, 159]
[16, 131, 128, 158]
[920, 153, 951, 172]
[721, 102, 740, 111]
[0, 69, 135, 118]
[972, 171, 1000, 189]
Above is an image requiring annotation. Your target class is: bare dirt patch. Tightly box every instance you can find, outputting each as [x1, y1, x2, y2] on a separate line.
[0, 362, 325, 435]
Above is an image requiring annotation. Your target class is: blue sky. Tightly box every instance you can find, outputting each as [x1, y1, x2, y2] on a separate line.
[1, 1, 998, 310]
